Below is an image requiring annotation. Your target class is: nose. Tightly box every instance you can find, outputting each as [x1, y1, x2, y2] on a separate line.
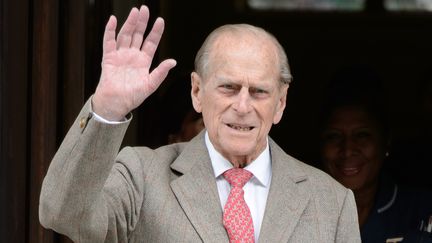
[340, 138, 357, 158]
[232, 88, 252, 114]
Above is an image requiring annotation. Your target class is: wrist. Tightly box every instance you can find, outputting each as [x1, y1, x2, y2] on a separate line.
[91, 95, 126, 121]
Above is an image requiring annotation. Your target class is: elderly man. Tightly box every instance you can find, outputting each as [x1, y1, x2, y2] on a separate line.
[39, 5, 360, 243]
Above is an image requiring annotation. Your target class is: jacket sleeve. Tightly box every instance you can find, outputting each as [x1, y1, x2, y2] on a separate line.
[336, 189, 362, 243]
[38, 97, 135, 243]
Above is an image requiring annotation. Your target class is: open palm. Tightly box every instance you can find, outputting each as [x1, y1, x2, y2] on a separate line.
[93, 6, 176, 121]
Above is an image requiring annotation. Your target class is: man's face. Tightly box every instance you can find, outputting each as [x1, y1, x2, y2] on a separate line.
[191, 34, 288, 166]
[320, 106, 385, 192]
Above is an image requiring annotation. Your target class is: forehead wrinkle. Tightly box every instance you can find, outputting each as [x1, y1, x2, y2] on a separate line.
[214, 72, 275, 90]
[203, 34, 281, 92]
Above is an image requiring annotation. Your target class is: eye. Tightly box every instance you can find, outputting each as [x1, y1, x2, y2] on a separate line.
[249, 87, 269, 97]
[322, 131, 343, 143]
[355, 130, 372, 140]
[218, 83, 239, 95]
[221, 84, 235, 90]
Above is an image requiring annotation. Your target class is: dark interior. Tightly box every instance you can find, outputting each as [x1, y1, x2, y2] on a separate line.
[2, 0, 431, 241]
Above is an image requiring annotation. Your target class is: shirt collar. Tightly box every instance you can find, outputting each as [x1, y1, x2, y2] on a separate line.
[374, 173, 398, 214]
[205, 131, 272, 187]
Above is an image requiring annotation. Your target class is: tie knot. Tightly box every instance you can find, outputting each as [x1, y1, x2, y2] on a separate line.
[223, 168, 253, 188]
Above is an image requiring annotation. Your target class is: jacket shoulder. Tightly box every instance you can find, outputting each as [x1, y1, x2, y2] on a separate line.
[116, 143, 186, 168]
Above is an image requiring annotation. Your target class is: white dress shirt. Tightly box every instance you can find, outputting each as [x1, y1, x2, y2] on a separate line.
[205, 132, 272, 242]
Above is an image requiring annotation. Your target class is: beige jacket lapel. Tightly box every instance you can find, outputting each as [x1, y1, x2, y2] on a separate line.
[258, 139, 310, 242]
[169, 133, 311, 242]
[170, 131, 229, 242]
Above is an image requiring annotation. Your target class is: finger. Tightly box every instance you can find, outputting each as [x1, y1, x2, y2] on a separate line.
[103, 15, 117, 56]
[130, 5, 150, 49]
[141, 17, 165, 63]
[116, 7, 139, 49]
[148, 59, 177, 90]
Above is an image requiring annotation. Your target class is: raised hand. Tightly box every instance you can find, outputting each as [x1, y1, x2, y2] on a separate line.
[92, 5, 176, 121]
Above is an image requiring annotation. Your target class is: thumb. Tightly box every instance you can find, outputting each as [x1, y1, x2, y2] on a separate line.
[148, 59, 177, 90]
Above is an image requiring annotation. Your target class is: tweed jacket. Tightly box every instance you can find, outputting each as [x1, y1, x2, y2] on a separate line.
[39, 99, 361, 242]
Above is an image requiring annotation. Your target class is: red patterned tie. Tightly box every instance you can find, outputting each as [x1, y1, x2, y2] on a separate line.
[223, 168, 255, 243]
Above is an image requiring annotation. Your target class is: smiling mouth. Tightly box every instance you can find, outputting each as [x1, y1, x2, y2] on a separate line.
[340, 167, 360, 176]
[227, 124, 254, 131]
[335, 163, 363, 176]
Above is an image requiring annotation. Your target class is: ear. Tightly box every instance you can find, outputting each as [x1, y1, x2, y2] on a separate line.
[191, 72, 203, 113]
[273, 84, 289, 124]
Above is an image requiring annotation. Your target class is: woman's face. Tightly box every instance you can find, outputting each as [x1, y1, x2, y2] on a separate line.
[320, 106, 386, 192]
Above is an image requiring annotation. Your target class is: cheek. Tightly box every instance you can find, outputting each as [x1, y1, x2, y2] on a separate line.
[321, 144, 338, 162]
[320, 146, 341, 174]
[364, 147, 384, 173]
[202, 112, 214, 129]
[260, 106, 279, 125]
[361, 142, 383, 162]
[201, 98, 217, 117]
[202, 106, 222, 131]
[322, 159, 335, 175]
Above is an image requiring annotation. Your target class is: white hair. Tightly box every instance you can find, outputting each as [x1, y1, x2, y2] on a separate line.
[194, 24, 293, 85]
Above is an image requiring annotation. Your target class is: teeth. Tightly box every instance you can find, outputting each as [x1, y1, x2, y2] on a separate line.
[340, 167, 359, 176]
[229, 124, 252, 131]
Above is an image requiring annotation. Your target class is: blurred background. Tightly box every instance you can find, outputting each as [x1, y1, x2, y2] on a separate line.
[2, 0, 432, 242]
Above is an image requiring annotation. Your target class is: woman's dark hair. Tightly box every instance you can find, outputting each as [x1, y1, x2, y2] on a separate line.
[318, 65, 390, 141]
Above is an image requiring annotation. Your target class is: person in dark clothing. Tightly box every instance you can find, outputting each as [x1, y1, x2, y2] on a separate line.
[318, 66, 432, 242]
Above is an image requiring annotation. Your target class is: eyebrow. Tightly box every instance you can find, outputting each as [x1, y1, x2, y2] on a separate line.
[215, 76, 274, 90]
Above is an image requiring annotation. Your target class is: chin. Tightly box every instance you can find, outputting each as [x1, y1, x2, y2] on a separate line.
[338, 178, 364, 191]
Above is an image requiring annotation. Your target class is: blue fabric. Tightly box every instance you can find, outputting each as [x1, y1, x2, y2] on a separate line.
[361, 174, 432, 243]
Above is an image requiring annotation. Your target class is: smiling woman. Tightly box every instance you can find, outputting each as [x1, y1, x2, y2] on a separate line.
[317, 66, 432, 243]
